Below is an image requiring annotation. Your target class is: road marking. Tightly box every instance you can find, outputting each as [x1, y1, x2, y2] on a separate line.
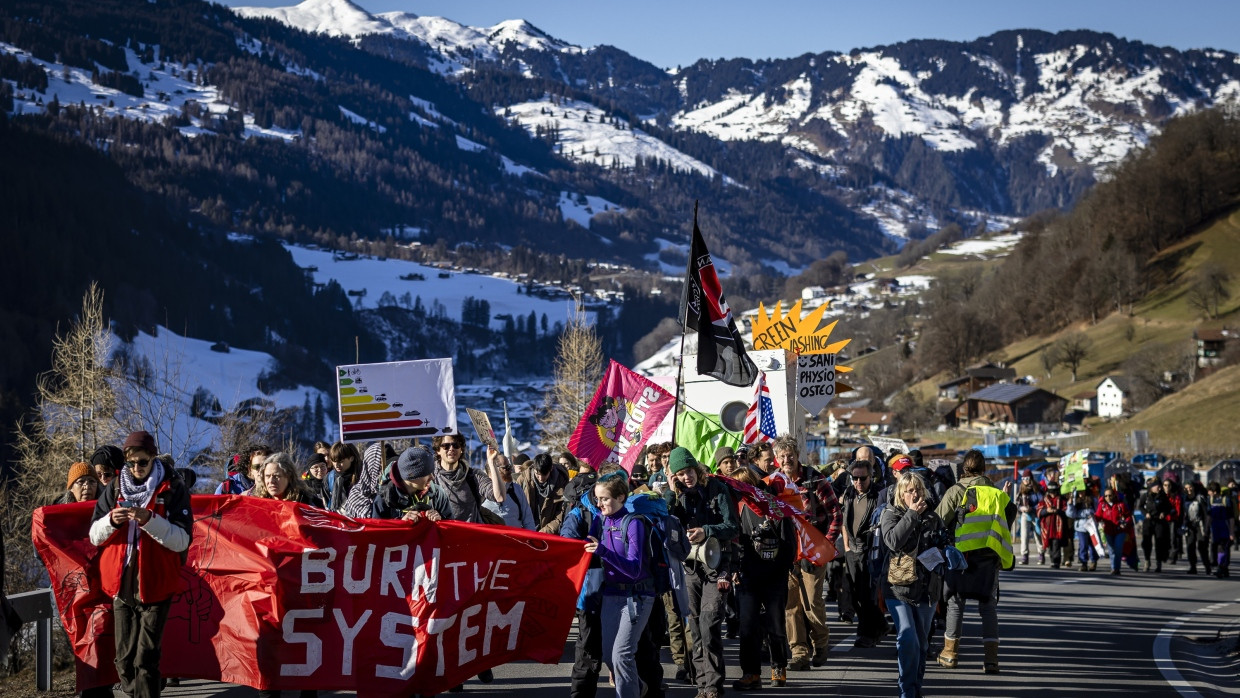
[1153, 596, 1240, 696]
[831, 634, 857, 653]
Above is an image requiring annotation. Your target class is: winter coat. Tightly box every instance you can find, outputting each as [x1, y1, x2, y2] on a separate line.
[840, 485, 879, 555]
[880, 503, 945, 606]
[1094, 499, 1132, 538]
[1139, 490, 1174, 533]
[736, 506, 797, 584]
[1037, 489, 1071, 543]
[371, 468, 452, 520]
[214, 470, 252, 495]
[516, 466, 567, 533]
[560, 491, 603, 611]
[483, 479, 537, 530]
[595, 512, 653, 596]
[663, 476, 739, 579]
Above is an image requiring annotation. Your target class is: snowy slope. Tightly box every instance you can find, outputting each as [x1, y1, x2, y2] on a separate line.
[500, 97, 726, 179]
[0, 41, 300, 141]
[235, 0, 584, 75]
[673, 42, 1240, 177]
[284, 244, 598, 330]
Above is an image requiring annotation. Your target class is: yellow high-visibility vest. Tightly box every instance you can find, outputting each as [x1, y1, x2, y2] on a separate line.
[954, 485, 1015, 569]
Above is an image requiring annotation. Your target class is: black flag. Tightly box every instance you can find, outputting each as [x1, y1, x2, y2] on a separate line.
[679, 207, 757, 387]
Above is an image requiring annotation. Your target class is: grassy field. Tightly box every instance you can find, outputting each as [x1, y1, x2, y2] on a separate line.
[899, 205, 1240, 454]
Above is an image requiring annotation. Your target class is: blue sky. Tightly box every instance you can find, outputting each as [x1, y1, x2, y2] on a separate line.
[225, 0, 1240, 68]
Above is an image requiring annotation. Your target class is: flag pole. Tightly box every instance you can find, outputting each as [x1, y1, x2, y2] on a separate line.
[672, 201, 699, 446]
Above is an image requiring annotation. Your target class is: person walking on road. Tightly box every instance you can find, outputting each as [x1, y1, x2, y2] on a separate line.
[881, 471, 947, 698]
[840, 458, 887, 647]
[1207, 482, 1235, 577]
[1068, 491, 1099, 572]
[1036, 467, 1070, 568]
[1014, 471, 1043, 565]
[664, 447, 739, 698]
[1183, 481, 1212, 575]
[936, 449, 1016, 674]
[1095, 489, 1133, 576]
[1139, 479, 1173, 572]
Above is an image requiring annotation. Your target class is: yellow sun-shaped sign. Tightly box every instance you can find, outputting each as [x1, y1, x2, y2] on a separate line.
[751, 299, 852, 364]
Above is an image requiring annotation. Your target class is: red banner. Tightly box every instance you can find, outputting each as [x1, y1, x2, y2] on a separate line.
[567, 360, 675, 473]
[720, 475, 835, 566]
[33, 496, 591, 697]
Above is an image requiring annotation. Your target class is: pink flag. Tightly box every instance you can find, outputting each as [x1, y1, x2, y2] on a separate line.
[568, 360, 676, 473]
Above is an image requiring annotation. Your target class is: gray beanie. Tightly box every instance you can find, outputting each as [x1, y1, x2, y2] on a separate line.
[397, 445, 435, 480]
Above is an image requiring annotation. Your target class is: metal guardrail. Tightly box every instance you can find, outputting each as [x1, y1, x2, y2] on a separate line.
[8, 588, 55, 691]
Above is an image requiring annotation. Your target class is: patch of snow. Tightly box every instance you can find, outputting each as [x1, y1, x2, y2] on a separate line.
[285, 244, 596, 330]
[500, 97, 727, 180]
[233, 0, 388, 38]
[455, 134, 486, 152]
[500, 155, 540, 177]
[937, 233, 1023, 257]
[339, 105, 386, 133]
[558, 191, 625, 229]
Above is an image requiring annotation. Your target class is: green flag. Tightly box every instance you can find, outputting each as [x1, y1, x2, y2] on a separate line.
[676, 411, 743, 471]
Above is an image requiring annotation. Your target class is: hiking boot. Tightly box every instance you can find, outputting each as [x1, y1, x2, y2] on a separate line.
[1021, 553, 1029, 565]
[854, 635, 878, 649]
[770, 667, 786, 687]
[1089, 560, 1097, 571]
[675, 665, 691, 683]
[1038, 552, 1045, 565]
[788, 656, 811, 671]
[479, 669, 494, 684]
[937, 636, 959, 668]
[732, 674, 762, 691]
[1079, 563, 1090, 573]
[1110, 569, 1120, 576]
[1188, 566, 1198, 574]
[811, 648, 830, 667]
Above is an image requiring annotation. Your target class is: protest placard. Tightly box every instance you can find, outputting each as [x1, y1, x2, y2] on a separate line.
[467, 407, 499, 450]
[336, 359, 455, 443]
[794, 351, 837, 415]
[1060, 449, 1090, 492]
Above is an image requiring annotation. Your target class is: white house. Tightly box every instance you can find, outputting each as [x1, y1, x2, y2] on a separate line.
[1096, 376, 1131, 418]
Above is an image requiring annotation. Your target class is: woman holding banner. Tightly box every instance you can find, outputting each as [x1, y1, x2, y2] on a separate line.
[583, 474, 654, 698]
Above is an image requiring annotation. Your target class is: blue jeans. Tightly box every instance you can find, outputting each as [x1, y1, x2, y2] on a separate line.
[601, 594, 654, 698]
[1108, 532, 1126, 572]
[1076, 531, 1098, 564]
[885, 594, 934, 698]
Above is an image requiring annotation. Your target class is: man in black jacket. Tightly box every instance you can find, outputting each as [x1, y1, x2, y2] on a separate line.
[840, 459, 886, 647]
[664, 448, 739, 698]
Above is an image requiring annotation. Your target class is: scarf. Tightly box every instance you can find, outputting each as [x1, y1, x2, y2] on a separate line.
[340, 443, 384, 518]
[436, 462, 481, 523]
[119, 458, 165, 564]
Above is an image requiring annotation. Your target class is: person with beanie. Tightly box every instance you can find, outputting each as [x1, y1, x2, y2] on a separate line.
[56, 462, 100, 504]
[371, 445, 450, 521]
[89, 445, 123, 488]
[518, 453, 569, 533]
[663, 447, 739, 698]
[301, 452, 330, 502]
[713, 446, 738, 477]
[89, 430, 192, 698]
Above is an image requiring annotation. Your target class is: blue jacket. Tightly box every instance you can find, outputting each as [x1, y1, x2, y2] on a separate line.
[560, 492, 601, 610]
[214, 470, 252, 495]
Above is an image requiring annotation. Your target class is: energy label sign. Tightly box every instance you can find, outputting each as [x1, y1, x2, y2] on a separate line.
[336, 358, 457, 443]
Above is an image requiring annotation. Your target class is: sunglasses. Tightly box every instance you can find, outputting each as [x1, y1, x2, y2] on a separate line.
[126, 458, 151, 469]
[852, 475, 870, 482]
[440, 443, 463, 451]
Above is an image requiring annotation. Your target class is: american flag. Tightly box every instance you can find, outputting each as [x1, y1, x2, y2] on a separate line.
[743, 371, 777, 443]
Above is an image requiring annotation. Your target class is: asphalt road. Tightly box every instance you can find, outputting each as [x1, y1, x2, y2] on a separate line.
[157, 558, 1240, 697]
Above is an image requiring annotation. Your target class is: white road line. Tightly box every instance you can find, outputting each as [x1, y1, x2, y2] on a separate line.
[1153, 596, 1240, 697]
[831, 634, 857, 653]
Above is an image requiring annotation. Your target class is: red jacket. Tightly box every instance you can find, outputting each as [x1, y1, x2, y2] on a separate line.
[1094, 499, 1132, 538]
[97, 479, 187, 604]
[1037, 491, 1070, 542]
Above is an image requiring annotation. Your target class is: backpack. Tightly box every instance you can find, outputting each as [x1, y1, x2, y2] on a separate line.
[866, 498, 889, 580]
[620, 492, 690, 617]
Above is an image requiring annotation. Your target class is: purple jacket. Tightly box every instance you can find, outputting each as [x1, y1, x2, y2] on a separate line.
[595, 513, 653, 596]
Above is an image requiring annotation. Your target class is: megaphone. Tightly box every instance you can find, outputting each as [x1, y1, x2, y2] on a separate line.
[688, 536, 721, 570]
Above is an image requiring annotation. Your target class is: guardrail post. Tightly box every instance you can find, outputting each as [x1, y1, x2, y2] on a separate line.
[8, 589, 56, 692]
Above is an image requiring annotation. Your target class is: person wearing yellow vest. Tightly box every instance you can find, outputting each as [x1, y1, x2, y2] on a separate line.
[934, 449, 1017, 674]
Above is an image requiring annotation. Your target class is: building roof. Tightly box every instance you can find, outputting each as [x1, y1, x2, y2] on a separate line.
[967, 383, 1065, 405]
[1096, 375, 1132, 392]
[967, 364, 1018, 380]
[1195, 328, 1234, 342]
[1073, 391, 1097, 400]
[827, 407, 892, 426]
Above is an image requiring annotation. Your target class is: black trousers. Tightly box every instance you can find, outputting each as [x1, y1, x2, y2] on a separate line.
[1143, 521, 1171, 563]
[1045, 538, 1067, 567]
[844, 551, 886, 640]
[570, 607, 602, 698]
[737, 572, 789, 675]
[686, 568, 728, 691]
[1186, 529, 1211, 571]
[113, 597, 170, 698]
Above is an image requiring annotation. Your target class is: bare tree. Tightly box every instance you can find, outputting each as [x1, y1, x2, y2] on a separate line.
[111, 332, 210, 469]
[1055, 332, 1093, 382]
[539, 304, 603, 449]
[1186, 262, 1232, 319]
[1039, 345, 1060, 379]
[4, 284, 124, 600]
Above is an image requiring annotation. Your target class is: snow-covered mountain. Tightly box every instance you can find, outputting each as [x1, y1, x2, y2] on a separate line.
[237, 0, 1240, 224]
[235, 0, 582, 74]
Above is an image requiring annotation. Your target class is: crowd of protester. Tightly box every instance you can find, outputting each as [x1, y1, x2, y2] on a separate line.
[45, 429, 1240, 698]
